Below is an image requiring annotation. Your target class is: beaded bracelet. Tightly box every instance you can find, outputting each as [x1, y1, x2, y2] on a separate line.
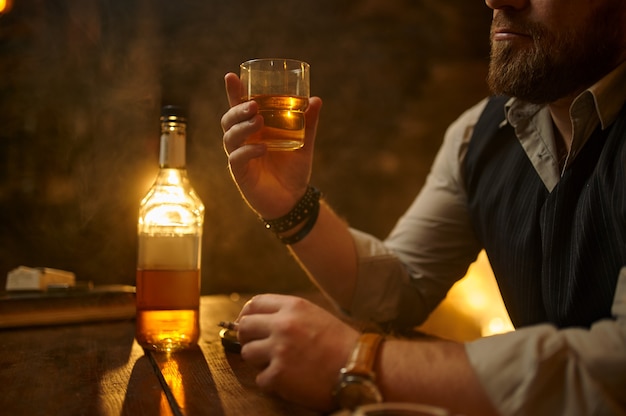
[277, 199, 320, 245]
[263, 186, 322, 234]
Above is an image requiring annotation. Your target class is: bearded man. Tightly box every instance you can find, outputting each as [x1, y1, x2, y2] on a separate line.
[220, 0, 626, 415]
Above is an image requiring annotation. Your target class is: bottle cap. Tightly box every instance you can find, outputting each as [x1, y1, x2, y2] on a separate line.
[160, 105, 187, 123]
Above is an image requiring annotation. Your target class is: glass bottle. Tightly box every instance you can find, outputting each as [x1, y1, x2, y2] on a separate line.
[135, 105, 205, 352]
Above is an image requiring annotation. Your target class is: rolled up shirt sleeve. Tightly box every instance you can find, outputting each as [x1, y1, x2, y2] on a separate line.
[347, 100, 487, 328]
[466, 267, 626, 415]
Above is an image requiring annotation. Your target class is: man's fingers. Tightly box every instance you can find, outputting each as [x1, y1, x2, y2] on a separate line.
[237, 312, 274, 343]
[220, 100, 259, 132]
[224, 72, 244, 108]
[240, 337, 272, 368]
[239, 294, 291, 316]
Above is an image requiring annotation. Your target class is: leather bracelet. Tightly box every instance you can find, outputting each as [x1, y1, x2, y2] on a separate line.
[277, 199, 320, 245]
[263, 186, 321, 234]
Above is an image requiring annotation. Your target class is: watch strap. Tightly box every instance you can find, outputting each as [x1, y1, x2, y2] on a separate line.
[343, 332, 384, 378]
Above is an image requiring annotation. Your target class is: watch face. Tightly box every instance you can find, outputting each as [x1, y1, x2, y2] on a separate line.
[336, 376, 383, 410]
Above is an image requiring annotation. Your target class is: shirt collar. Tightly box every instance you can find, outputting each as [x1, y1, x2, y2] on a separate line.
[497, 62, 626, 187]
[504, 61, 626, 133]
[587, 60, 626, 130]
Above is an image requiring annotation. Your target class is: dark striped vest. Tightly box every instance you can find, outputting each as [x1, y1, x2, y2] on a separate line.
[463, 96, 626, 328]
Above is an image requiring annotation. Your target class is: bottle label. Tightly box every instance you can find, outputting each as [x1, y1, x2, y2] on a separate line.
[137, 234, 201, 269]
[159, 130, 186, 168]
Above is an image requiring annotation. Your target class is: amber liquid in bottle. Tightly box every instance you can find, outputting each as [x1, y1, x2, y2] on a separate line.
[136, 107, 204, 352]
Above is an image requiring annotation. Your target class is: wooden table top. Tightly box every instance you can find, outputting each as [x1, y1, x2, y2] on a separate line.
[0, 293, 321, 416]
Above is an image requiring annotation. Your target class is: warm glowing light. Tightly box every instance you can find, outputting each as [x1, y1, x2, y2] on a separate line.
[166, 170, 181, 185]
[144, 203, 195, 227]
[418, 250, 514, 341]
[465, 290, 487, 310]
[0, 0, 13, 14]
[160, 356, 186, 412]
[483, 317, 509, 337]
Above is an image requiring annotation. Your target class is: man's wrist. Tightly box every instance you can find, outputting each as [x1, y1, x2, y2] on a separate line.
[332, 332, 385, 410]
[262, 186, 322, 244]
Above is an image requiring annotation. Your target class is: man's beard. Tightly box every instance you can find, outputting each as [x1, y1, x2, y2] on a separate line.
[487, 6, 623, 104]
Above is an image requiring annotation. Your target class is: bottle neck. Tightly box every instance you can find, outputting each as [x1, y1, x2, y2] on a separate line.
[159, 121, 186, 169]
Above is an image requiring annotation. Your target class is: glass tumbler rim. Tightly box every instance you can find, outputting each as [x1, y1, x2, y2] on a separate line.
[240, 58, 310, 71]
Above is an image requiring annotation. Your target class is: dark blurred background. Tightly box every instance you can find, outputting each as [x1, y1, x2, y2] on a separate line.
[0, 0, 492, 295]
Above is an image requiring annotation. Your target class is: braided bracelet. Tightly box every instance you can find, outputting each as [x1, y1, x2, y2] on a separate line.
[277, 199, 320, 245]
[263, 186, 322, 234]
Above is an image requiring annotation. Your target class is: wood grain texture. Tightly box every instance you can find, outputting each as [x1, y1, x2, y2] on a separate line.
[0, 294, 324, 415]
[0, 320, 158, 415]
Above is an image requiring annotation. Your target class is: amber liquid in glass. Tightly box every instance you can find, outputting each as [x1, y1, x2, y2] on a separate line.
[135, 268, 200, 351]
[247, 94, 309, 150]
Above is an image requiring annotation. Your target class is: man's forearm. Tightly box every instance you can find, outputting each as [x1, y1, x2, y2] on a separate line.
[288, 201, 359, 310]
[378, 338, 499, 416]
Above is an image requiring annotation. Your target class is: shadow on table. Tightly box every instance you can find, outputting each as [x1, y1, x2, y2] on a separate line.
[124, 346, 225, 416]
[121, 354, 169, 415]
[0, 319, 138, 416]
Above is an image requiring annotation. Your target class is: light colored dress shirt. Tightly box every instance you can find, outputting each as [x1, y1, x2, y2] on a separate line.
[347, 62, 626, 414]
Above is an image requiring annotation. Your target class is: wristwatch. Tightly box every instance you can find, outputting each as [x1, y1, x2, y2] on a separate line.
[333, 332, 384, 410]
